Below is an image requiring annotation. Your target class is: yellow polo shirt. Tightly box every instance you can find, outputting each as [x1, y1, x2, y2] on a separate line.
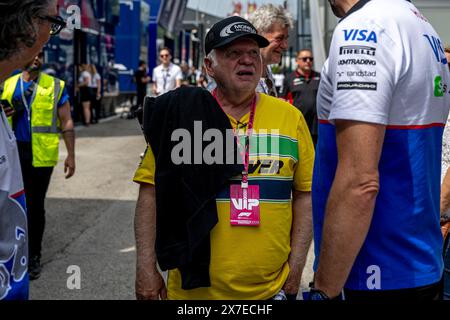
[133, 93, 315, 299]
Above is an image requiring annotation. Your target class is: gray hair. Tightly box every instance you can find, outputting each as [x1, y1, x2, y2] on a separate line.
[0, 0, 52, 61]
[249, 4, 293, 34]
[205, 49, 218, 67]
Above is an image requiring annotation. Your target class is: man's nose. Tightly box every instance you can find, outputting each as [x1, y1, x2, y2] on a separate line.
[239, 53, 257, 64]
[280, 39, 289, 50]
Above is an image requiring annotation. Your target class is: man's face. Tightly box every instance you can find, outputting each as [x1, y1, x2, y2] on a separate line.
[260, 23, 289, 65]
[159, 49, 171, 65]
[296, 50, 314, 73]
[23, 0, 57, 66]
[328, 0, 346, 18]
[206, 38, 262, 92]
[24, 53, 44, 72]
[446, 52, 450, 71]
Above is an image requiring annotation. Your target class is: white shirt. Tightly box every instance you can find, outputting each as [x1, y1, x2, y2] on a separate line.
[89, 73, 101, 89]
[152, 63, 182, 96]
[314, 0, 450, 291]
[318, 0, 450, 127]
[78, 70, 92, 86]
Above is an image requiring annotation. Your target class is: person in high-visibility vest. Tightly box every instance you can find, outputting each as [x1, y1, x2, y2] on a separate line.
[1, 51, 75, 281]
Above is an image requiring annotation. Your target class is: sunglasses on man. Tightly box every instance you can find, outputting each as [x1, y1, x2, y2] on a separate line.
[39, 15, 66, 36]
[298, 57, 314, 62]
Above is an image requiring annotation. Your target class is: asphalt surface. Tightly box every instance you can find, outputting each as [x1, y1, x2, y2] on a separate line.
[29, 115, 314, 300]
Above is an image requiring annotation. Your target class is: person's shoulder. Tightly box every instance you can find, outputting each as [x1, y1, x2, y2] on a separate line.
[343, 0, 414, 29]
[312, 70, 321, 79]
[286, 70, 296, 79]
[171, 63, 181, 70]
[259, 94, 302, 118]
[41, 72, 61, 82]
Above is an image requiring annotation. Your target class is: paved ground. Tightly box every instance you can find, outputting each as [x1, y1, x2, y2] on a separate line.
[29, 115, 314, 300]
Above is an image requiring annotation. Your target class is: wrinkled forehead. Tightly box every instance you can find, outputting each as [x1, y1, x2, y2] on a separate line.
[297, 50, 313, 58]
[262, 22, 289, 36]
[160, 49, 171, 56]
[218, 37, 260, 52]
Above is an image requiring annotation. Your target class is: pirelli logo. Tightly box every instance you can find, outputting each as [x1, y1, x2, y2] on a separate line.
[337, 82, 378, 91]
[339, 45, 376, 56]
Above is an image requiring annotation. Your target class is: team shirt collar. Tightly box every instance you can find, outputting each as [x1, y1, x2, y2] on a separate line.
[340, 0, 412, 22]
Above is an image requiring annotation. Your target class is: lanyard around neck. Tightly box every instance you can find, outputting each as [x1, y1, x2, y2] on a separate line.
[19, 73, 39, 123]
[162, 65, 170, 90]
[212, 89, 257, 188]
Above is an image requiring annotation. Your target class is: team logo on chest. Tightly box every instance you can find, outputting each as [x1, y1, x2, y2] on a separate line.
[343, 29, 378, 43]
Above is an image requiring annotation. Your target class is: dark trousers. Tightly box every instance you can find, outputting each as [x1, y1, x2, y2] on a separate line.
[343, 280, 443, 301]
[17, 142, 54, 259]
[137, 89, 146, 108]
[91, 97, 102, 122]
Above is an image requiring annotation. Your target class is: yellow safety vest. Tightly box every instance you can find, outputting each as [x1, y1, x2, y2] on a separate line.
[1, 73, 65, 167]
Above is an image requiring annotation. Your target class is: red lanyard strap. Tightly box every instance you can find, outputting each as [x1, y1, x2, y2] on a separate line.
[213, 90, 257, 188]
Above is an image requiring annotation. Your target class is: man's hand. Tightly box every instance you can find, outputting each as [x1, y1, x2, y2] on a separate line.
[0, 103, 15, 117]
[135, 266, 167, 300]
[64, 155, 75, 179]
[282, 262, 302, 296]
[135, 183, 163, 299]
[284, 190, 312, 298]
[442, 212, 450, 225]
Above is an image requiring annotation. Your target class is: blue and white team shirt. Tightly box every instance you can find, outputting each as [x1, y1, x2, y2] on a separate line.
[313, 0, 450, 291]
[0, 110, 28, 300]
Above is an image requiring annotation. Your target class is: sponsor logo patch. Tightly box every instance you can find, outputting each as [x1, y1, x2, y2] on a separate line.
[338, 58, 376, 66]
[424, 34, 448, 65]
[346, 70, 377, 78]
[337, 82, 378, 91]
[339, 46, 376, 56]
[336, 71, 376, 78]
[343, 29, 378, 43]
[434, 75, 449, 97]
[220, 22, 257, 38]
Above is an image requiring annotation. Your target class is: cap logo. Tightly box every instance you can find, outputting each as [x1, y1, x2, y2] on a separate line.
[219, 22, 257, 38]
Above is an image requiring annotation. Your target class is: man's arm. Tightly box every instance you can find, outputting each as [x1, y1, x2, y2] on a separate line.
[152, 69, 158, 96]
[175, 68, 182, 88]
[96, 77, 101, 99]
[135, 183, 167, 300]
[283, 190, 312, 296]
[58, 101, 75, 179]
[441, 168, 450, 215]
[314, 120, 385, 298]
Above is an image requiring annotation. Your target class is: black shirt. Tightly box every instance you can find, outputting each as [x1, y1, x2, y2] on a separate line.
[134, 68, 147, 94]
[281, 70, 321, 137]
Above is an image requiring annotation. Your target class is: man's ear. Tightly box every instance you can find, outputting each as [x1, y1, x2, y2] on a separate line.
[203, 58, 214, 78]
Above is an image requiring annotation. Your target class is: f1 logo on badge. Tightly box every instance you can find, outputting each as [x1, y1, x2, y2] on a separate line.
[231, 198, 260, 210]
[238, 211, 252, 218]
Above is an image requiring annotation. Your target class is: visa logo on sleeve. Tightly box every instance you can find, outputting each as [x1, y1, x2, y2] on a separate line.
[343, 29, 378, 43]
[424, 34, 448, 65]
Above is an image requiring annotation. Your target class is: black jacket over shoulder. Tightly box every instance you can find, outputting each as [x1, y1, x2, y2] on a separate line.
[143, 87, 243, 290]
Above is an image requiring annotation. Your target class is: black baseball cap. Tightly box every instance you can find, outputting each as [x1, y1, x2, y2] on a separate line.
[204, 16, 270, 56]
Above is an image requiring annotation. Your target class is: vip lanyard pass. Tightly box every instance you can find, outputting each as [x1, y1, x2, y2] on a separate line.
[19, 74, 39, 123]
[213, 90, 257, 194]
